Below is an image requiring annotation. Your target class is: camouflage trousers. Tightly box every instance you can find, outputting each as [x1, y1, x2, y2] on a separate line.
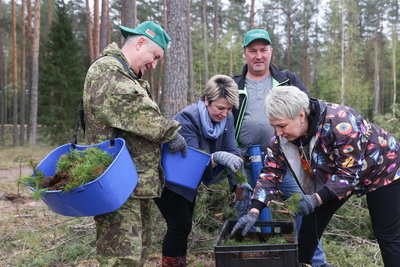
[94, 195, 152, 267]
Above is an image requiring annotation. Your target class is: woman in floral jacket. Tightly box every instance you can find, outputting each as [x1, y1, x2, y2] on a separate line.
[232, 86, 400, 267]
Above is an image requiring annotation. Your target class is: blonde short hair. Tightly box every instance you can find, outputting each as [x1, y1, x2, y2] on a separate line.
[264, 86, 310, 120]
[202, 75, 239, 108]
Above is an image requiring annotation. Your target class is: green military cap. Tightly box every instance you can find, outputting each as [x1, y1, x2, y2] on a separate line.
[243, 29, 272, 46]
[119, 21, 171, 51]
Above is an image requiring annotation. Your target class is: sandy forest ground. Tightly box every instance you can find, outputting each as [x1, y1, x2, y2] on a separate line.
[0, 145, 215, 266]
[0, 143, 387, 267]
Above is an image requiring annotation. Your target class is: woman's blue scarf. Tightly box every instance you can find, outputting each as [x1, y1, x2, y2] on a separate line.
[197, 100, 226, 139]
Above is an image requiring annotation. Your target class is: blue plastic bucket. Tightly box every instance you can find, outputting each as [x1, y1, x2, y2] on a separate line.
[28, 138, 138, 217]
[161, 145, 211, 189]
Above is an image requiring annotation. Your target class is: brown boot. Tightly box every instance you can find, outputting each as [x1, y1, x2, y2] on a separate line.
[162, 256, 187, 267]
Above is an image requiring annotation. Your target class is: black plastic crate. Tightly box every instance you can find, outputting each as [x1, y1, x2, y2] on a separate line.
[214, 220, 298, 267]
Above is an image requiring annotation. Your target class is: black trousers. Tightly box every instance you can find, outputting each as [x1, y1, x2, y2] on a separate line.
[367, 179, 400, 267]
[154, 187, 195, 257]
[299, 180, 400, 267]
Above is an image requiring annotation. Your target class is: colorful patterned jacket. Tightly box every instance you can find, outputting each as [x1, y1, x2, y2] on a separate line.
[83, 42, 181, 199]
[252, 98, 400, 207]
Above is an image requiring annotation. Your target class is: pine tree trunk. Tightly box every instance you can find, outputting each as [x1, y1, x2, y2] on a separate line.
[212, 0, 218, 74]
[312, 1, 319, 96]
[12, 0, 19, 146]
[228, 5, 233, 76]
[0, 0, 5, 143]
[93, 0, 100, 57]
[392, 1, 399, 116]
[121, 0, 124, 26]
[285, 10, 292, 69]
[250, 0, 255, 29]
[123, 0, 135, 28]
[47, 0, 52, 27]
[162, 0, 188, 119]
[20, 0, 26, 145]
[121, 0, 135, 47]
[340, 0, 345, 105]
[187, 0, 194, 103]
[373, 16, 381, 117]
[229, 28, 233, 76]
[392, 23, 397, 116]
[100, 0, 109, 52]
[26, 0, 32, 138]
[201, 0, 208, 84]
[301, 24, 309, 88]
[85, 0, 94, 62]
[28, 0, 41, 144]
[134, 1, 137, 27]
[156, 0, 166, 102]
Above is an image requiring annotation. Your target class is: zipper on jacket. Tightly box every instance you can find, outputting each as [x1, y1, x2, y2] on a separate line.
[235, 87, 248, 145]
[279, 143, 307, 195]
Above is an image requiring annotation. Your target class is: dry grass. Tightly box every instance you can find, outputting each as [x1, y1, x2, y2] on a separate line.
[0, 142, 216, 267]
[0, 143, 55, 170]
[0, 134, 385, 266]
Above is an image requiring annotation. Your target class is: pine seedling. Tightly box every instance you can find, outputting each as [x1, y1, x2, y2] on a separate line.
[285, 192, 303, 214]
[235, 170, 248, 184]
[222, 233, 293, 246]
[57, 147, 113, 191]
[56, 153, 77, 174]
[20, 147, 114, 197]
[18, 159, 46, 190]
[17, 159, 49, 199]
[266, 235, 292, 244]
[221, 239, 262, 246]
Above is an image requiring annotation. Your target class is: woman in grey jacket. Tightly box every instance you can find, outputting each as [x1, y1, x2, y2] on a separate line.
[232, 86, 400, 266]
[155, 75, 252, 266]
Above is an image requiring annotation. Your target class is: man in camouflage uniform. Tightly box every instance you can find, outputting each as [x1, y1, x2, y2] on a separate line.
[83, 21, 187, 267]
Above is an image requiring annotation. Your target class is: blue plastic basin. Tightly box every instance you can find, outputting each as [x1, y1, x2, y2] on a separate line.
[161, 145, 211, 189]
[28, 138, 138, 217]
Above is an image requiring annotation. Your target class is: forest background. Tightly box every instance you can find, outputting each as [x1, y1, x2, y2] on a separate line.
[0, 0, 399, 146]
[0, 0, 399, 266]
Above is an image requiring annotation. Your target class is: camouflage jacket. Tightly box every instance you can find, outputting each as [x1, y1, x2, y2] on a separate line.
[83, 42, 181, 199]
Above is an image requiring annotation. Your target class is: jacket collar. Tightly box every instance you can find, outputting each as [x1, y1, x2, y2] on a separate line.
[237, 63, 287, 89]
[293, 98, 327, 147]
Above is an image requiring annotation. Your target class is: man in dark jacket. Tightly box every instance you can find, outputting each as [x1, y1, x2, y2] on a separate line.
[231, 29, 330, 267]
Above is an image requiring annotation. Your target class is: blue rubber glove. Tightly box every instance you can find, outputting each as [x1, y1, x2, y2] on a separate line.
[230, 211, 258, 237]
[166, 133, 187, 157]
[235, 182, 253, 218]
[298, 194, 320, 215]
[212, 152, 244, 173]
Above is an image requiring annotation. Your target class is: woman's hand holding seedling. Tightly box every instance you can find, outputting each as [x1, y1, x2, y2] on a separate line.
[298, 194, 321, 215]
[286, 192, 321, 215]
[235, 182, 253, 218]
[212, 151, 244, 172]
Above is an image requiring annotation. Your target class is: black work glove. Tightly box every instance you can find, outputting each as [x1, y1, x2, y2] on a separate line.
[166, 133, 187, 157]
[234, 182, 253, 219]
[298, 194, 320, 215]
[212, 151, 244, 173]
[230, 211, 258, 237]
